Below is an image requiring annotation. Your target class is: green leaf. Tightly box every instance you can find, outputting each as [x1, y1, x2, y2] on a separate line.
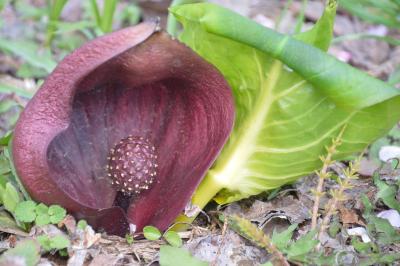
[16, 63, 48, 79]
[388, 65, 400, 86]
[0, 83, 35, 98]
[293, 0, 336, 51]
[163, 230, 183, 247]
[46, 0, 68, 45]
[125, 233, 134, 245]
[361, 194, 374, 216]
[286, 230, 318, 260]
[48, 205, 66, 224]
[0, 239, 41, 266]
[14, 200, 37, 223]
[77, 219, 88, 230]
[5, 143, 31, 200]
[35, 203, 49, 215]
[58, 249, 68, 257]
[143, 225, 162, 241]
[49, 235, 70, 250]
[271, 223, 297, 250]
[48, 20, 93, 35]
[35, 214, 51, 226]
[0, 99, 18, 113]
[0, 184, 4, 205]
[171, 2, 400, 206]
[37, 235, 52, 251]
[15, 1, 47, 19]
[0, 174, 7, 186]
[373, 173, 400, 212]
[338, 0, 400, 29]
[366, 253, 400, 265]
[35, 213, 51, 226]
[0, 131, 12, 146]
[0, 210, 21, 233]
[0, 154, 11, 175]
[3, 182, 21, 213]
[159, 245, 208, 266]
[328, 219, 341, 238]
[0, 0, 8, 11]
[118, 5, 141, 26]
[167, 0, 204, 37]
[37, 235, 70, 251]
[351, 237, 377, 254]
[368, 215, 400, 245]
[0, 38, 56, 73]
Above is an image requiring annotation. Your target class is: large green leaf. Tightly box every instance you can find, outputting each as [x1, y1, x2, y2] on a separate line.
[170, 1, 400, 207]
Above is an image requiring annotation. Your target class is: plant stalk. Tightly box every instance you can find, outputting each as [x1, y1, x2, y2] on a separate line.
[173, 172, 224, 231]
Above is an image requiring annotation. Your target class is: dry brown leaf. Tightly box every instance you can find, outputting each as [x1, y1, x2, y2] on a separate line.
[339, 207, 365, 226]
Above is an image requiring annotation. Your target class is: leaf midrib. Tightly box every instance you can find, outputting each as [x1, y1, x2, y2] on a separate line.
[213, 53, 282, 188]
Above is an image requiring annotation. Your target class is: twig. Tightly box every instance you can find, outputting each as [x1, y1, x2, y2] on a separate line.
[311, 126, 346, 230]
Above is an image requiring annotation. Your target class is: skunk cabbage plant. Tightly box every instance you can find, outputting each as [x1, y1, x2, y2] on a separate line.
[12, 22, 235, 236]
[171, 1, 400, 223]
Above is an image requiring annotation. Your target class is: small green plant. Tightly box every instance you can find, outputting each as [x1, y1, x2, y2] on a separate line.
[77, 219, 88, 230]
[163, 230, 183, 247]
[46, 0, 68, 45]
[143, 225, 162, 241]
[14, 201, 66, 226]
[356, 194, 400, 264]
[89, 0, 119, 34]
[0, 142, 67, 229]
[36, 234, 70, 253]
[373, 162, 400, 212]
[143, 225, 183, 247]
[125, 233, 134, 245]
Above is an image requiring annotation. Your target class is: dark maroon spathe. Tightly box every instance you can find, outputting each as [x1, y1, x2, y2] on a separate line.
[12, 23, 235, 236]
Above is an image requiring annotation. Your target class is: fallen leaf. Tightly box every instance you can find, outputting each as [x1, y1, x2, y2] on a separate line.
[339, 207, 365, 226]
[59, 214, 76, 234]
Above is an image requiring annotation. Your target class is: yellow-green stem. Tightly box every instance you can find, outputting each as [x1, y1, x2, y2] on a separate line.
[173, 172, 224, 231]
